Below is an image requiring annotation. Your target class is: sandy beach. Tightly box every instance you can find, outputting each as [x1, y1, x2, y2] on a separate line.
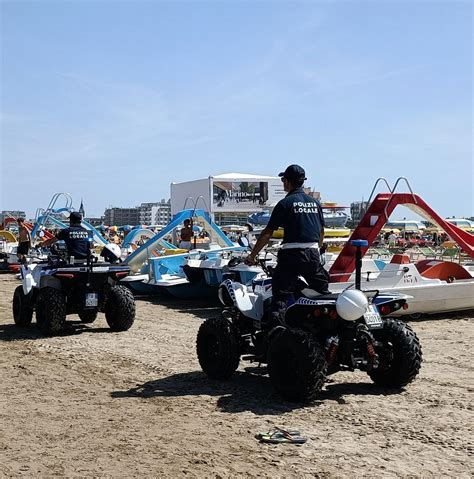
[0, 273, 472, 478]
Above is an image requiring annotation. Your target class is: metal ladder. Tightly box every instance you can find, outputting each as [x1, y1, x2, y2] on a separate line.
[182, 196, 210, 213]
[364, 177, 418, 221]
[32, 192, 73, 236]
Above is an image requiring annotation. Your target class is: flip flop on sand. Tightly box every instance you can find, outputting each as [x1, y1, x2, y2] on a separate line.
[256, 427, 308, 445]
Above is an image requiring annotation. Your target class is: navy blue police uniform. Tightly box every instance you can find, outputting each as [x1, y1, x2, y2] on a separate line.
[267, 187, 330, 325]
[56, 226, 91, 259]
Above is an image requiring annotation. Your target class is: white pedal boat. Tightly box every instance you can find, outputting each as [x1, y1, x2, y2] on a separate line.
[330, 256, 474, 316]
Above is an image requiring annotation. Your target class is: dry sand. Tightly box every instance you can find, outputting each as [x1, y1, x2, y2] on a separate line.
[0, 274, 472, 478]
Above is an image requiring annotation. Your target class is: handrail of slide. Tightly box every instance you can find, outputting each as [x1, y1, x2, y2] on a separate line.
[183, 196, 211, 214]
[182, 197, 195, 210]
[193, 195, 210, 212]
[383, 177, 418, 221]
[34, 208, 45, 222]
[365, 177, 393, 212]
[33, 192, 73, 237]
[45, 192, 73, 213]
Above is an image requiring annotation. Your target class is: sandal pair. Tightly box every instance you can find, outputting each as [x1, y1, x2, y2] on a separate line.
[256, 427, 308, 444]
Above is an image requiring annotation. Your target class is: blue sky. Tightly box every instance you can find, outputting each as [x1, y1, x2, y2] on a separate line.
[1, 1, 472, 219]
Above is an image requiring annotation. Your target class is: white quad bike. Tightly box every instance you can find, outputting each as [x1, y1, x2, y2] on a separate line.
[196, 240, 422, 402]
[13, 242, 135, 336]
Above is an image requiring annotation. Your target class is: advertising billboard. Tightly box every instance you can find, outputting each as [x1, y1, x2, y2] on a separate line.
[212, 178, 285, 212]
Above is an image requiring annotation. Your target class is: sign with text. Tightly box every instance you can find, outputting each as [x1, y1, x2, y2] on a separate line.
[211, 179, 285, 211]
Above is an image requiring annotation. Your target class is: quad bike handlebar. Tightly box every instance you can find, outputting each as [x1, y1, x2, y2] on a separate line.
[227, 255, 274, 277]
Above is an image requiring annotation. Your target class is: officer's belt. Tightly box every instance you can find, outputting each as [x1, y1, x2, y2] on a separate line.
[280, 242, 319, 250]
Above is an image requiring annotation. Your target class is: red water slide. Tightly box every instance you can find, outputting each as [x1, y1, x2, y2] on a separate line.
[329, 193, 474, 282]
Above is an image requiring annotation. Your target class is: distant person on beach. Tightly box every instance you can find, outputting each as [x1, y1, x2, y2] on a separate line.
[388, 231, 397, 247]
[16, 218, 31, 263]
[245, 164, 329, 330]
[179, 219, 193, 250]
[37, 212, 90, 260]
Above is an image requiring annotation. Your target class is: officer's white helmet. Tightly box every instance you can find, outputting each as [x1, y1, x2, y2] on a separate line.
[336, 289, 368, 321]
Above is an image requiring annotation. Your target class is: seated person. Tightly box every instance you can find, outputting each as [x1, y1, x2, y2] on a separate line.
[37, 212, 91, 260]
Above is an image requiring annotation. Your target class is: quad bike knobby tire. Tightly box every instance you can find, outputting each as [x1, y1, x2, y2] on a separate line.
[104, 285, 135, 332]
[369, 318, 422, 388]
[13, 285, 34, 326]
[78, 310, 98, 324]
[197, 317, 240, 380]
[36, 287, 67, 336]
[267, 328, 327, 402]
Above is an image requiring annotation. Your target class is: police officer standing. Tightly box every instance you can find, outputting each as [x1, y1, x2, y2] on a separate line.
[246, 164, 330, 327]
[37, 211, 90, 260]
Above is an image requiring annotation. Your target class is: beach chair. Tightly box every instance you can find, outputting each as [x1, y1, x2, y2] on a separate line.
[367, 246, 391, 260]
[388, 246, 406, 256]
[440, 246, 460, 262]
[410, 245, 440, 261]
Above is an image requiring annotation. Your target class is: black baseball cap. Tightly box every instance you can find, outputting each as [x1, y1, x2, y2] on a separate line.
[278, 164, 307, 181]
[69, 211, 82, 223]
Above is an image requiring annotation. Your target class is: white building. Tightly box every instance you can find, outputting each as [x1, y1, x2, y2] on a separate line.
[139, 200, 171, 226]
[171, 173, 286, 225]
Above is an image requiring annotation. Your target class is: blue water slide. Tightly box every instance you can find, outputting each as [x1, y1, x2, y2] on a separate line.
[124, 209, 235, 273]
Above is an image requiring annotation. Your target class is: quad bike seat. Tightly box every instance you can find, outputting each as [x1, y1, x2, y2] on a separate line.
[301, 288, 339, 300]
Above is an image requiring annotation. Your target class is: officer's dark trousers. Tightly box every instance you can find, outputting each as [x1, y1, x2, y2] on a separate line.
[269, 248, 330, 328]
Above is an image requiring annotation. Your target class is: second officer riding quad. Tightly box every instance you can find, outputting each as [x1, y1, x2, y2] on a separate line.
[13, 242, 136, 336]
[196, 240, 422, 402]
